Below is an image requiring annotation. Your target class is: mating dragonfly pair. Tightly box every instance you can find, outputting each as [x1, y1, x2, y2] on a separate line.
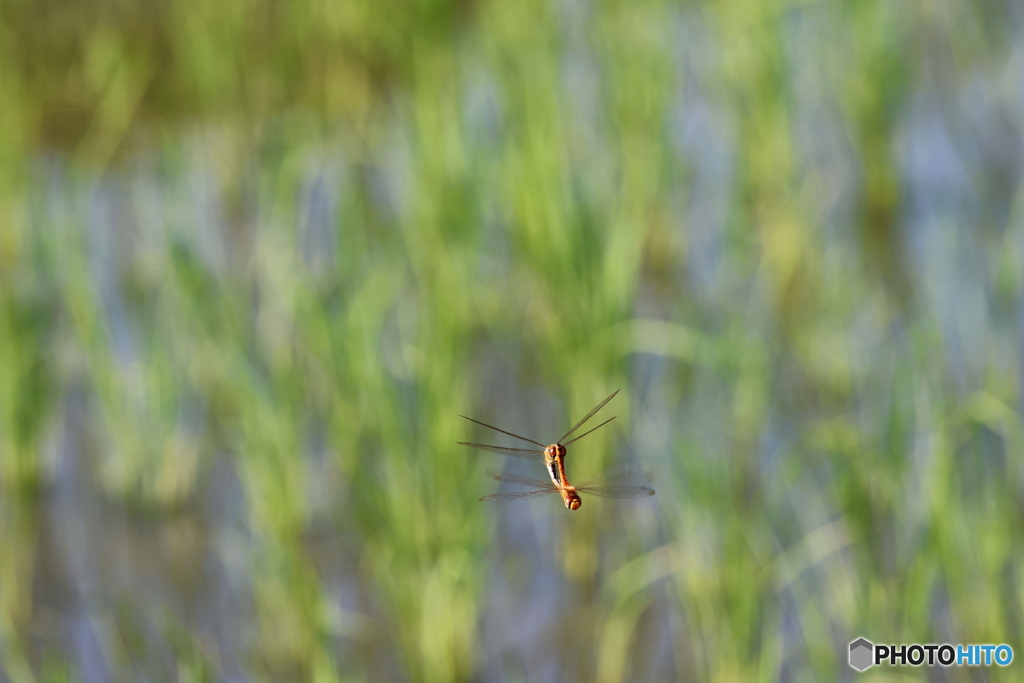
[458, 390, 655, 510]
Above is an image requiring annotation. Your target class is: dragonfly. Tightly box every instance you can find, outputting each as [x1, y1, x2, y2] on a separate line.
[459, 389, 654, 509]
[479, 466, 655, 510]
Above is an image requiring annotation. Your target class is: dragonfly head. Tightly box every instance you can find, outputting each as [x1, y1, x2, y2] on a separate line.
[564, 491, 582, 510]
[545, 443, 567, 459]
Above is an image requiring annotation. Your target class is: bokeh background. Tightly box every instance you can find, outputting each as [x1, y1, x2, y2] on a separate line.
[1, 0, 1023, 680]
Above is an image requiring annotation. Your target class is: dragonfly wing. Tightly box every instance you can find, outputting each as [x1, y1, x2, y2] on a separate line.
[484, 469, 555, 489]
[457, 442, 545, 461]
[561, 415, 617, 447]
[459, 415, 547, 448]
[558, 389, 620, 443]
[481, 489, 559, 502]
[576, 485, 655, 499]
[574, 460, 658, 487]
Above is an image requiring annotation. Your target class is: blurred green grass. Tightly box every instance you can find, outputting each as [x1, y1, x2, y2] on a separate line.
[1, 0, 1023, 681]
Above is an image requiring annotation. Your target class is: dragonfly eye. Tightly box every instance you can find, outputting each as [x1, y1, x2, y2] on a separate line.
[567, 496, 581, 510]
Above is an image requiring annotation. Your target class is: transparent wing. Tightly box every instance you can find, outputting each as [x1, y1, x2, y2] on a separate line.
[562, 416, 617, 448]
[480, 489, 560, 502]
[574, 461, 657, 487]
[576, 485, 655, 499]
[457, 442, 545, 461]
[558, 389, 620, 444]
[460, 415, 546, 448]
[484, 469, 554, 489]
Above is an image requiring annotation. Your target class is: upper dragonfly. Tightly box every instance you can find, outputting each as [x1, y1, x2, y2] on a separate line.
[459, 390, 647, 509]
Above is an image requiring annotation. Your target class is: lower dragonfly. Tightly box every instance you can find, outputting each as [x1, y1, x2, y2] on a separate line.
[458, 389, 655, 509]
[480, 467, 654, 510]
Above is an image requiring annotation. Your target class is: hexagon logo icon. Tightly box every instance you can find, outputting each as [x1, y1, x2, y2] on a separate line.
[849, 638, 874, 671]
